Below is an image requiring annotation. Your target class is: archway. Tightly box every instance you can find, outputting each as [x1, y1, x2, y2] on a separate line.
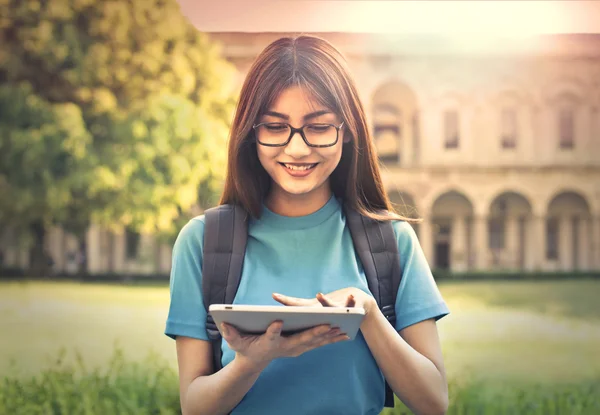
[488, 192, 533, 270]
[431, 191, 474, 271]
[547, 191, 592, 270]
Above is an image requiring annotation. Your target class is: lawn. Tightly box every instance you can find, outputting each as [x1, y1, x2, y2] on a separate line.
[0, 280, 600, 415]
[1, 278, 599, 386]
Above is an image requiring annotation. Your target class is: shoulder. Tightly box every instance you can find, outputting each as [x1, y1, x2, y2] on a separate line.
[390, 220, 419, 255]
[173, 215, 206, 252]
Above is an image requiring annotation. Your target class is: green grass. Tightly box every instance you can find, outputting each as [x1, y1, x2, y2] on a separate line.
[1, 279, 599, 413]
[438, 278, 600, 320]
[0, 348, 180, 415]
[2, 349, 598, 415]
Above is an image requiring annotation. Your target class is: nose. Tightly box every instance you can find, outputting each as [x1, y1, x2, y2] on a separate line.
[284, 130, 311, 158]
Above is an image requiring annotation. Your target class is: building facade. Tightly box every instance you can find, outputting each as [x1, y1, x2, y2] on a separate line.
[2, 32, 599, 274]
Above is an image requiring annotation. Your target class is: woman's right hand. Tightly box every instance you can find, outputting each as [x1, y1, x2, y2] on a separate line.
[220, 321, 349, 372]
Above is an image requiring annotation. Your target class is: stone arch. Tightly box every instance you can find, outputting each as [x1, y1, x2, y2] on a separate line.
[487, 192, 533, 270]
[423, 184, 478, 216]
[543, 77, 588, 105]
[546, 189, 593, 215]
[484, 185, 538, 216]
[430, 191, 474, 271]
[546, 190, 592, 271]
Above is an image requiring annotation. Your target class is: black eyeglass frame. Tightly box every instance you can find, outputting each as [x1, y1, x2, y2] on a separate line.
[251, 121, 345, 148]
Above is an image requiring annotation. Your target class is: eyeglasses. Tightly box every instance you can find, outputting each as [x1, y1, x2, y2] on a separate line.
[252, 121, 345, 148]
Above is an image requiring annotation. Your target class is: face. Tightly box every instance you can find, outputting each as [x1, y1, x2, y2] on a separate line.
[256, 86, 347, 206]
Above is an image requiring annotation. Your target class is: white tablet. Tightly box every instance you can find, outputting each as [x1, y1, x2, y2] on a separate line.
[209, 304, 366, 340]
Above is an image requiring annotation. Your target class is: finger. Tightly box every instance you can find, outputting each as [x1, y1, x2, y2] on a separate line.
[284, 324, 330, 346]
[345, 294, 356, 308]
[273, 293, 316, 307]
[316, 292, 338, 307]
[281, 324, 331, 353]
[221, 323, 240, 342]
[305, 333, 350, 352]
[306, 325, 334, 345]
[264, 320, 283, 341]
[318, 333, 350, 347]
[331, 334, 351, 344]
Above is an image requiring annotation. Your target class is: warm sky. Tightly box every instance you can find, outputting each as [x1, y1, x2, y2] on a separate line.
[178, 1, 600, 36]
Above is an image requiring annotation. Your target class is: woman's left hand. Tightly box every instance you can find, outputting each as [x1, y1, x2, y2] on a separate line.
[273, 287, 378, 315]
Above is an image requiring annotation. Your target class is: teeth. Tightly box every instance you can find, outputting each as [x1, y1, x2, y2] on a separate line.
[283, 163, 315, 171]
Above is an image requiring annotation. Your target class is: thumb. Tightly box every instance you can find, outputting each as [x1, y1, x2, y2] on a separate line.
[265, 320, 283, 340]
[221, 323, 239, 342]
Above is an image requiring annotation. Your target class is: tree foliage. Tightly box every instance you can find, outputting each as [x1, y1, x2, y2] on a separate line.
[0, 0, 235, 250]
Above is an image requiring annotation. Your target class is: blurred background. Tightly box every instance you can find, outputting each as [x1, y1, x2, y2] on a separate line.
[0, 1, 599, 414]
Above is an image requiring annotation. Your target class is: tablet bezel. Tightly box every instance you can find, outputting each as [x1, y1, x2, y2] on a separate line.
[208, 304, 366, 340]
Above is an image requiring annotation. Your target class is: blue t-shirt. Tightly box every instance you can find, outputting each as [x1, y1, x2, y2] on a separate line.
[165, 196, 449, 415]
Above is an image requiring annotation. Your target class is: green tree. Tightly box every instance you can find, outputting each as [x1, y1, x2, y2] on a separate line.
[0, 0, 235, 274]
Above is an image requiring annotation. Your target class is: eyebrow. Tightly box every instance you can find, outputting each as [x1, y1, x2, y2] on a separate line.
[263, 110, 333, 121]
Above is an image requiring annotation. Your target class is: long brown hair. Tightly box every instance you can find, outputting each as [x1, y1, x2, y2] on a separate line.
[220, 35, 415, 222]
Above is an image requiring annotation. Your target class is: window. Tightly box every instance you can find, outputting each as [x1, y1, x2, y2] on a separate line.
[125, 228, 140, 260]
[546, 218, 559, 260]
[373, 104, 401, 163]
[500, 108, 517, 149]
[558, 108, 574, 149]
[444, 110, 459, 149]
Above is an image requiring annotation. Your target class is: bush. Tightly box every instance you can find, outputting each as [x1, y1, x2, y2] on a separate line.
[2, 348, 599, 414]
[386, 377, 600, 415]
[0, 348, 180, 415]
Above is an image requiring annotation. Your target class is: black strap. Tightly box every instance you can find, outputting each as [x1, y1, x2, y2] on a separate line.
[202, 204, 248, 375]
[344, 205, 402, 408]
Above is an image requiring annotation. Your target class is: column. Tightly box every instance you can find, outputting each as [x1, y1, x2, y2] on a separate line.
[419, 216, 434, 265]
[64, 232, 80, 274]
[113, 229, 126, 273]
[45, 226, 65, 273]
[593, 216, 600, 270]
[505, 216, 519, 269]
[86, 224, 102, 274]
[529, 215, 546, 271]
[559, 216, 573, 271]
[451, 216, 468, 272]
[160, 243, 173, 275]
[401, 112, 413, 167]
[473, 215, 488, 270]
[578, 217, 589, 271]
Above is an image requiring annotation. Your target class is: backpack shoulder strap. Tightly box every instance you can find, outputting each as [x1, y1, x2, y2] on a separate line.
[343, 206, 402, 323]
[344, 205, 403, 408]
[202, 204, 248, 373]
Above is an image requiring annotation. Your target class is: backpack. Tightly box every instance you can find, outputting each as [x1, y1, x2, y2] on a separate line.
[201, 203, 402, 408]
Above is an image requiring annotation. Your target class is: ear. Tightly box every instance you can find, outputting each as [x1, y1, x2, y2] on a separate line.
[343, 133, 351, 143]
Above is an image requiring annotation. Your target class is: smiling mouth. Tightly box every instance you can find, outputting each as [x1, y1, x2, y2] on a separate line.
[278, 162, 319, 171]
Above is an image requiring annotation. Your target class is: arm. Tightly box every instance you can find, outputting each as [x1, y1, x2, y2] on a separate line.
[360, 309, 448, 415]
[176, 322, 348, 415]
[176, 337, 266, 415]
[167, 219, 349, 414]
[275, 287, 449, 415]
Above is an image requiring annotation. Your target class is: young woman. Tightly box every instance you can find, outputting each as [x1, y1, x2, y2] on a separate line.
[165, 35, 450, 415]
